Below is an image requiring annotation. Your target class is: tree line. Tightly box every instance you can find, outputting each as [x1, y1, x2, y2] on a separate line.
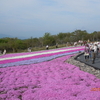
[0, 30, 100, 53]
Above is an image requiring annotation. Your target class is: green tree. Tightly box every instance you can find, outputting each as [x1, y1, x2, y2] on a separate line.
[57, 33, 68, 44]
[72, 30, 88, 41]
[43, 33, 56, 46]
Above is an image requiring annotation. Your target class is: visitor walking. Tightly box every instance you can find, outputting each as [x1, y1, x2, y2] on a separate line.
[89, 43, 94, 59]
[46, 45, 49, 50]
[74, 42, 77, 47]
[0, 50, 2, 55]
[92, 44, 98, 64]
[84, 44, 90, 62]
[3, 49, 6, 55]
[97, 44, 99, 56]
[28, 47, 31, 52]
[56, 44, 58, 48]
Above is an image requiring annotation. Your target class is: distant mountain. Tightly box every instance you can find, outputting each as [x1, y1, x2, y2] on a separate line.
[0, 34, 12, 38]
[0, 34, 26, 39]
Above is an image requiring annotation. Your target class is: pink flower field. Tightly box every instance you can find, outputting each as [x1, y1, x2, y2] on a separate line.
[0, 46, 100, 100]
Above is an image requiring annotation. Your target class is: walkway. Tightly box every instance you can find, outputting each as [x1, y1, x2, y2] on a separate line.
[75, 52, 100, 69]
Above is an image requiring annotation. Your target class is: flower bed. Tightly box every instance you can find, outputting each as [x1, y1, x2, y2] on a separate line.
[0, 51, 80, 68]
[0, 46, 84, 58]
[0, 46, 100, 100]
[0, 46, 84, 66]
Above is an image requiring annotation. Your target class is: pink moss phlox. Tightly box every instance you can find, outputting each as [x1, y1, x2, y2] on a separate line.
[0, 48, 100, 99]
[0, 48, 84, 64]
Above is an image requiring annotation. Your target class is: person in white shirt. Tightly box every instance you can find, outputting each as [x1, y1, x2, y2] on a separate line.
[89, 44, 94, 58]
[74, 42, 77, 47]
[46, 45, 49, 50]
[28, 47, 31, 52]
[3, 49, 6, 55]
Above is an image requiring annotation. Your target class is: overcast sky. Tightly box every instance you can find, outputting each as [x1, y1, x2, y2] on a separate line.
[0, 0, 100, 39]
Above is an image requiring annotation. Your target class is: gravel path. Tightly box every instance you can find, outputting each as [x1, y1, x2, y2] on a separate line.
[66, 53, 100, 79]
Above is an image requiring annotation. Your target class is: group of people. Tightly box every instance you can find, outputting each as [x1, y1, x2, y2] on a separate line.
[84, 42, 100, 64]
[74, 40, 87, 47]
